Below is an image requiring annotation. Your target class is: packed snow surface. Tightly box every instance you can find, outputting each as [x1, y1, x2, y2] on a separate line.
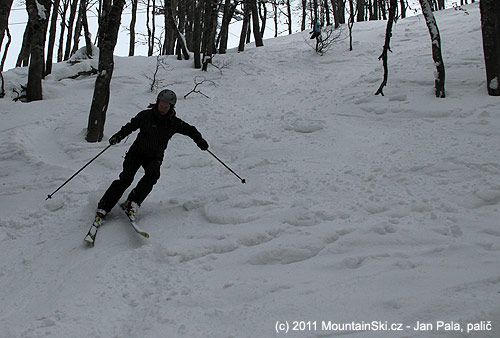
[1, 3, 499, 337]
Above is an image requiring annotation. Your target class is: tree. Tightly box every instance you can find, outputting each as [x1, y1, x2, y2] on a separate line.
[0, 0, 14, 81]
[375, 0, 397, 96]
[250, 0, 264, 47]
[301, 0, 307, 31]
[16, 24, 31, 67]
[357, 0, 365, 22]
[400, 0, 407, 18]
[238, 2, 250, 51]
[193, 0, 202, 68]
[419, 0, 445, 98]
[26, 0, 52, 102]
[86, 0, 126, 142]
[80, 0, 93, 57]
[145, 0, 156, 56]
[285, 0, 292, 34]
[163, 0, 175, 55]
[129, 0, 138, 56]
[45, 0, 62, 76]
[259, 0, 267, 36]
[347, 0, 357, 51]
[164, 0, 190, 59]
[332, 0, 345, 27]
[0, 0, 14, 51]
[63, 0, 79, 60]
[201, 0, 218, 70]
[219, 0, 237, 54]
[57, 0, 70, 62]
[479, 0, 500, 96]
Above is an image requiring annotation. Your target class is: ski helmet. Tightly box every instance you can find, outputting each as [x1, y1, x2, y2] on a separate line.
[157, 89, 177, 105]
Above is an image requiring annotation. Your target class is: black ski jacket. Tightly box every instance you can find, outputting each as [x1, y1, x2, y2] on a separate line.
[114, 107, 204, 160]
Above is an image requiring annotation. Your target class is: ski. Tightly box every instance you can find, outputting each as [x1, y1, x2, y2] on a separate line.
[127, 218, 150, 238]
[84, 223, 100, 247]
[121, 203, 150, 238]
[84, 212, 105, 247]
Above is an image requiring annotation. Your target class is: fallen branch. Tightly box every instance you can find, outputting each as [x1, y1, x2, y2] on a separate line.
[184, 76, 216, 99]
[67, 67, 98, 79]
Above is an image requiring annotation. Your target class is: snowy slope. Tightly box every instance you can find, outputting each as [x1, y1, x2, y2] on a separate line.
[1, 3, 499, 337]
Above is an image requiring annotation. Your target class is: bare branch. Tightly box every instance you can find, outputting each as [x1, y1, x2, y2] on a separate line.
[184, 76, 217, 99]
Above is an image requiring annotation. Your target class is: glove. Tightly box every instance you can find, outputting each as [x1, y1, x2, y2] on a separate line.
[196, 138, 209, 151]
[109, 133, 122, 145]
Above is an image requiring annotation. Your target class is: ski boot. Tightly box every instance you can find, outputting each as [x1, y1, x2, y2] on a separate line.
[121, 200, 139, 221]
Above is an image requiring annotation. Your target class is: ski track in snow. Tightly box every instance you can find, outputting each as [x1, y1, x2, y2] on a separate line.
[1, 4, 500, 337]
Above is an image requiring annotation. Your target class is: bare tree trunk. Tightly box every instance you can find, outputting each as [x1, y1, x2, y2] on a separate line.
[380, 0, 387, 20]
[373, 0, 379, 20]
[45, 0, 61, 76]
[313, 0, 319, 22]
[480, 0, 500, 96]
[332, 0, 346, 26]
[164, 0, 175, 55]
[219, 0, 237, 54]
[64, 0, 79, 60]
[81, 1, 93, 57]
[16, 24, 31, 67]
[250, 0, 264, 47]
[175, 0, 187, 59]
[419, 0, 445, 97]
[273, 1, 278, 37]
[129, 0, 138, 56]
[0, 28, 10, 96]
[259, 1, 267, 36]
[165, 0, 190, 59]
[57, 0, 69, 62]
[375, 0, 397, 95]
[86, 0, 126, 142]
[1, 27, 11, 72]
[26, 0, 51, 101]
[301, 0, 307, 31]
[400, 0, 407, 18]
[0, 0, 14, 50]
[324, 0, 331, 26]
[286, 0, 292, 34]
[238, 3, 250, 51]
[246, 11, 252, 43]
[71, 0, 84, 56]
[348, 0, 357, 51]
[202, 0, 218, 70]
[151, 0, 156, 55]
[193, 0, 202, 68]
[146, 0, 154, 56]
[357, 0, 365, 21]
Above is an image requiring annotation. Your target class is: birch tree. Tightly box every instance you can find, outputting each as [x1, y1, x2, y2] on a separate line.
[419, 0, 445, 98]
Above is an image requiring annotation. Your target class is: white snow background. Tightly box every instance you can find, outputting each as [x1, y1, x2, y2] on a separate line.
[1, 3, 499, 337]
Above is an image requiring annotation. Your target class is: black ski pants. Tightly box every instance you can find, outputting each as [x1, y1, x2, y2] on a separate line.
[98, 151, 161, 213]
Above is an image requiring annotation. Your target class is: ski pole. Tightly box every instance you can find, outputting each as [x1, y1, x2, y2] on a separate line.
[206, 149, 246, 184]
[46, 144, 113, 200]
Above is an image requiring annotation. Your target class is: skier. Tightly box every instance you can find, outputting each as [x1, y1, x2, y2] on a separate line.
[92, 89, 209, 228]
[309, 21, 322, 52]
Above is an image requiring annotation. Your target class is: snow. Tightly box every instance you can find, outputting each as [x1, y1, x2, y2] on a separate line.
[489, 77, 498, 90]
[1, 3, 499, 337]
[35, 0, 47, 21]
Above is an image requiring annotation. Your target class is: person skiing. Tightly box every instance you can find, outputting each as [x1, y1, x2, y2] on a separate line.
[309, 21, 322, 52]
[310, 21, 322, 40]
[92, 88, 208, 228]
